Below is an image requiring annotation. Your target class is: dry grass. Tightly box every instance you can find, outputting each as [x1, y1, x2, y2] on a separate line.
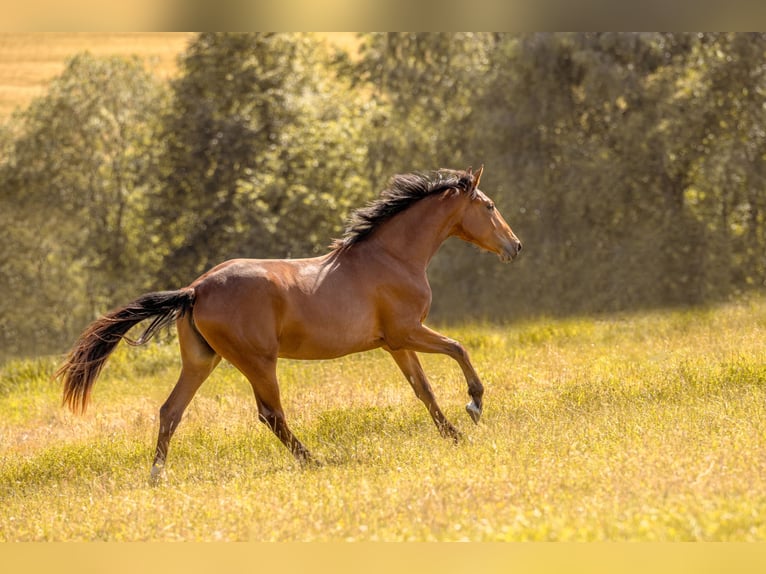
[1, 296, 766, 541]
[0, 33, 194, 118]
[0, 32, 360, 119]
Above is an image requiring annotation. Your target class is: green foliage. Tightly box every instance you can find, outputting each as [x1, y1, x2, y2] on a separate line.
[351, 33, 492, 184]
[0, 53, 167, 357]
[468, 33, 766, 318]
[2, 33, 766, 358]
[150, 33, 374, 285]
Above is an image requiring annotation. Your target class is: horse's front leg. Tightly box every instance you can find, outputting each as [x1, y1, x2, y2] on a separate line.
[386, 348, 462, 442]
[398, 325, 485, 424]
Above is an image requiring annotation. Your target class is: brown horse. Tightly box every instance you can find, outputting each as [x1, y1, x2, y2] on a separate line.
[56, 166, 521, 480]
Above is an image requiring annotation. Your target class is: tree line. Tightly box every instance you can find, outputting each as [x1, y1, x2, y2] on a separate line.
[1, 33, 765, 359]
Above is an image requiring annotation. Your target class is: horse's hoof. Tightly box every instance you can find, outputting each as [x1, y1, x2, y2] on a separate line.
[297, 453, 322, 469]
[149, 464, 165, 486]
[440, 424, 463, 443]
[466, 400, 482, 424]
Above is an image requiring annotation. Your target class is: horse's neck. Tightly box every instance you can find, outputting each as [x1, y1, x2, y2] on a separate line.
[363, 193, 463, 272]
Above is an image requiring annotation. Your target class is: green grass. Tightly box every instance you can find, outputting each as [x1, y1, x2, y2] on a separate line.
[1, 296, 766, 541]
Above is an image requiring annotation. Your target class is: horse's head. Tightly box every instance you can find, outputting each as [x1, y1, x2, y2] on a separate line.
[452, 166, 522, 263]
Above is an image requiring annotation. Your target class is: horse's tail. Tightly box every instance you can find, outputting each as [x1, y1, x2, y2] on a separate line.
[57, 288, 196, 414]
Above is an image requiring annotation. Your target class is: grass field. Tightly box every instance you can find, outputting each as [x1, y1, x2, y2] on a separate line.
[0, 33, 195, 118]
[1, 295, 765, 541]
[0, 32, 359, 119]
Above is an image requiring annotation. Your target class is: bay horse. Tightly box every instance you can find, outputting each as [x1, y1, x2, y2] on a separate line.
[56, 165, 522, 480]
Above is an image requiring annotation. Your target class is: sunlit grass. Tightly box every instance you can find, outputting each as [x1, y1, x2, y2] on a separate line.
[0, 33, 196, 118]
[0, 33, 358, 119]
[1, 296, 765, 540]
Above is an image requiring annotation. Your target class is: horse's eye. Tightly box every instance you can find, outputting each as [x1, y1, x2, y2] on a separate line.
[486, 202, 495, 211]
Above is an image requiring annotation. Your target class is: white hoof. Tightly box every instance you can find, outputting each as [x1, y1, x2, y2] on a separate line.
[466, 400, 482, 424]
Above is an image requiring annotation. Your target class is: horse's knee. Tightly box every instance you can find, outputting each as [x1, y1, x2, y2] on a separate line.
[446, 338, 469, 361]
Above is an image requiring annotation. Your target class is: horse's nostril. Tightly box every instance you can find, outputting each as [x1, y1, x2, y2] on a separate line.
[516, 242, 522, 253]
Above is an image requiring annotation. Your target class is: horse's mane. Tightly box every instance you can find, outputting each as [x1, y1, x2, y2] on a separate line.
[331, 169, 475, 251]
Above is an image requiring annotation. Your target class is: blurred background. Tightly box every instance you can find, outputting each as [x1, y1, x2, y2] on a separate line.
[1, 32, 765, 359]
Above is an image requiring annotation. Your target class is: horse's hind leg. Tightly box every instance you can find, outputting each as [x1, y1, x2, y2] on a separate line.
[231, 354, 315, 465]
[150, 317, 220, 483]
[387, 349, 462, 442]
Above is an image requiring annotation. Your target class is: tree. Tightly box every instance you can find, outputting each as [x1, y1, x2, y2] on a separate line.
[151, 33, 374, 286]
[678, 33, 766, 290]
[351, 33, 493, 187]
[468, 33, 730, 316]
[0, 53, 167, 356]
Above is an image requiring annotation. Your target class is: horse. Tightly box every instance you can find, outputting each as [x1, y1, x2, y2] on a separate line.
[56, 165, 522, 480]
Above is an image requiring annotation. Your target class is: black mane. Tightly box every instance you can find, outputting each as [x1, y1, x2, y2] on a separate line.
[331, 169, 474, 250]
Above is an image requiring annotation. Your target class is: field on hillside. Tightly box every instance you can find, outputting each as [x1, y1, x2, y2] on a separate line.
[1, 296, 765, 541]
[0, 33, 359, 119]
[0, 33, 195, 118]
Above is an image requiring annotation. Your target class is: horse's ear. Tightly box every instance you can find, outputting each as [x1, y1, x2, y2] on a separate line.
[472, 164, 484, 189]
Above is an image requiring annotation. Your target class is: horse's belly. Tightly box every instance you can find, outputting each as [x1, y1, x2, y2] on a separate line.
[276, 311, 381, 360]
[277, 339, 381, 360]
[277, 334, 381, 360]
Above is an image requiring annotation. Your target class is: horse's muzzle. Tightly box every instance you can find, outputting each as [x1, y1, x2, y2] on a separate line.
[499, 239, 522, 263]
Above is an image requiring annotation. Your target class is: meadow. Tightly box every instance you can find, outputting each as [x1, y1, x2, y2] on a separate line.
[0, 32, 356, 119]
[1, 295, 765, 542]
[0, 33, 195, 118]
